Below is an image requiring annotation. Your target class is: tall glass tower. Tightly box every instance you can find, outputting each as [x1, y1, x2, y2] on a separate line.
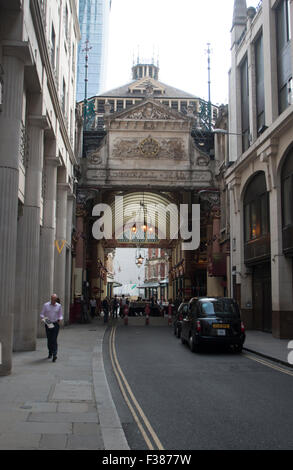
[77, 0, 111, 103]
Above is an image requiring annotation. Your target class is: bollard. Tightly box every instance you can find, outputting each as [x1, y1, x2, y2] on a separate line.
[168, 303, 173, 326]
[124, 305, 129, 326]
[145, 304, 150, 326]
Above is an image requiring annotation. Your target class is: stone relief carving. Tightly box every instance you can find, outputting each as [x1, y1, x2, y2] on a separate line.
[88, 149, 103, 165]
[112, 136, 187, 160]
[125, 103, 177, 121]
[196, 155, 210, 166]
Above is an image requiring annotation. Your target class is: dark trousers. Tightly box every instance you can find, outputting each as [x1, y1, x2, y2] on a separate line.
[45, 322, 60, 357]
[113, 306, 118, 318]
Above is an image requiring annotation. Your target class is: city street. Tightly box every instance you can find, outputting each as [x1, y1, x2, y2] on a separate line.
[104, 322, 293, 450]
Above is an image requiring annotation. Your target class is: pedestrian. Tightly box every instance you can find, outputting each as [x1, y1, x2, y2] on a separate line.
[40, 294, 63, 362]
[113, 295, 119, 319]
[120, 295, 126, 318]
[102, 297, 109, 323]
[90, 297, 97, 318]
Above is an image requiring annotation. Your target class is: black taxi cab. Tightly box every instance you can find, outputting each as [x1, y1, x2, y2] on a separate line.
[181, 297, 245, 353]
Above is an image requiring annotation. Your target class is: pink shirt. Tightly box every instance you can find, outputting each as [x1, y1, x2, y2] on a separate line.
[40, 302, 63, 323]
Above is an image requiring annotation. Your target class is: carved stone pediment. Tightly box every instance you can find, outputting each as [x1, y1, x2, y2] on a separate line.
[108, 99, 190, 122]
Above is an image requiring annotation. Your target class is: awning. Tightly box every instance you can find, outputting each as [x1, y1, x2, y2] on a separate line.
[137, 282, 160, 289]
[107, 278, 122, 287]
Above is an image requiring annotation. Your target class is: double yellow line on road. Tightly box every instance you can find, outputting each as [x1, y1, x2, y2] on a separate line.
[109, 326, 164, 451]
[243, 353, 293, 377]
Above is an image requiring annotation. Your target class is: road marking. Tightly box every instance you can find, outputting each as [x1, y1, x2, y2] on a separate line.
[243, 353, 293, 377]
[109, 326, 164, 450]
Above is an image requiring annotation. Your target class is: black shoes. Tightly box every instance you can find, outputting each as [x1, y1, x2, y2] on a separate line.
[52, 356, 57, 362]
[48, 354, 52, 359]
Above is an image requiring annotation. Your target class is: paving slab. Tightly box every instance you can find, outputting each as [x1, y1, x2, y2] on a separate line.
[22, 402, 58, 412]
[28, 412, 99, 423]
[0, 433, 41, 450]
[73, 422, 101, 435]
[39, 434, 68, 450]
[57, 402, 89, 413]
[66, 433, 104, 450]
[15, 421, 73, 434]
[51, 380, 93, 402]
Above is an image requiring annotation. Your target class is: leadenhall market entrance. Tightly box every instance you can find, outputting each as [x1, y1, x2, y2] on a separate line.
[243, 172, 272, 333]
[72, 63, 229, 309]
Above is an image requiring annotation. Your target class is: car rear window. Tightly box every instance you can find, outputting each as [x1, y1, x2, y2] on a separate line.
[200, 300, 240, 317]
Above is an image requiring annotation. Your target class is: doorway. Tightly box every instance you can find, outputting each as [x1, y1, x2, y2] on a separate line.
[252, 262, 272, 332]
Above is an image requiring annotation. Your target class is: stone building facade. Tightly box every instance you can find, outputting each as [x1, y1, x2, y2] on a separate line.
[75, 63, 228, 306]
[226, 0, 293, 338]
[0, 0, 81, 375]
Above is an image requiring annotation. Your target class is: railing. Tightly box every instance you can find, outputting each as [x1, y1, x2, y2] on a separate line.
[256, 0, 263, 13]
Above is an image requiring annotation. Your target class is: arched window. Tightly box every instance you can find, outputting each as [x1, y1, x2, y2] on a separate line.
[244, 172, 269, 243]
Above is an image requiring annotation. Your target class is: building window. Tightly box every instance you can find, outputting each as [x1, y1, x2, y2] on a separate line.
[244, 172, 269, 242]
[240, 56, 250, 151]
[180, 101, 187, 113]
[117, 100, 123, 112]
[97, 99, 105, 113]
[255, 33, 265, 134]
[276, 0, 292, 114]
[108, 100, 115, 112]
[171, 101, 178, 111]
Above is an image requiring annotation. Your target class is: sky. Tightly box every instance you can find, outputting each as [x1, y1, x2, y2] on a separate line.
[113, 248, 147, 296]
[106, 0, 260, 106]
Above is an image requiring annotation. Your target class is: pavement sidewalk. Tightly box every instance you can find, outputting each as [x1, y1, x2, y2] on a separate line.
[243, 330, 293, 368]
[0, 319, 292, 450]
[0, 318, 129, 450]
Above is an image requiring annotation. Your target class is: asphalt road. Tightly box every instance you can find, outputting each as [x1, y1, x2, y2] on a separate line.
[103, 324, 293, 450]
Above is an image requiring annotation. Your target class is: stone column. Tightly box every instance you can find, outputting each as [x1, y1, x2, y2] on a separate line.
[14, 115, 47, 351]
[64, 193, 74, 324]
[37, 155, 59, 338]
[0, 54, 24, 375]
[53, 183, 69, 309]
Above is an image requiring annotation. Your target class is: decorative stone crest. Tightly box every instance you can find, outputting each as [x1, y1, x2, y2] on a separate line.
[88, 149, 103, 165]
[139, 136, 160, 157]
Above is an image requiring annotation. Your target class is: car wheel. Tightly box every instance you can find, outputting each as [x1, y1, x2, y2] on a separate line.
[233, 344, 243, 353]
[189, 335, 200, 353]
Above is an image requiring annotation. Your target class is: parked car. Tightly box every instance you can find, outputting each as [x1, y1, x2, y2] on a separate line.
[181, 297, 245, 353]
[173, 302, 189, 338]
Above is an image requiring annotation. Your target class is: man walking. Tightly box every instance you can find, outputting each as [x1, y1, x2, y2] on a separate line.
[113, 295, 119, 319]
[40, 294, 63, 362]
